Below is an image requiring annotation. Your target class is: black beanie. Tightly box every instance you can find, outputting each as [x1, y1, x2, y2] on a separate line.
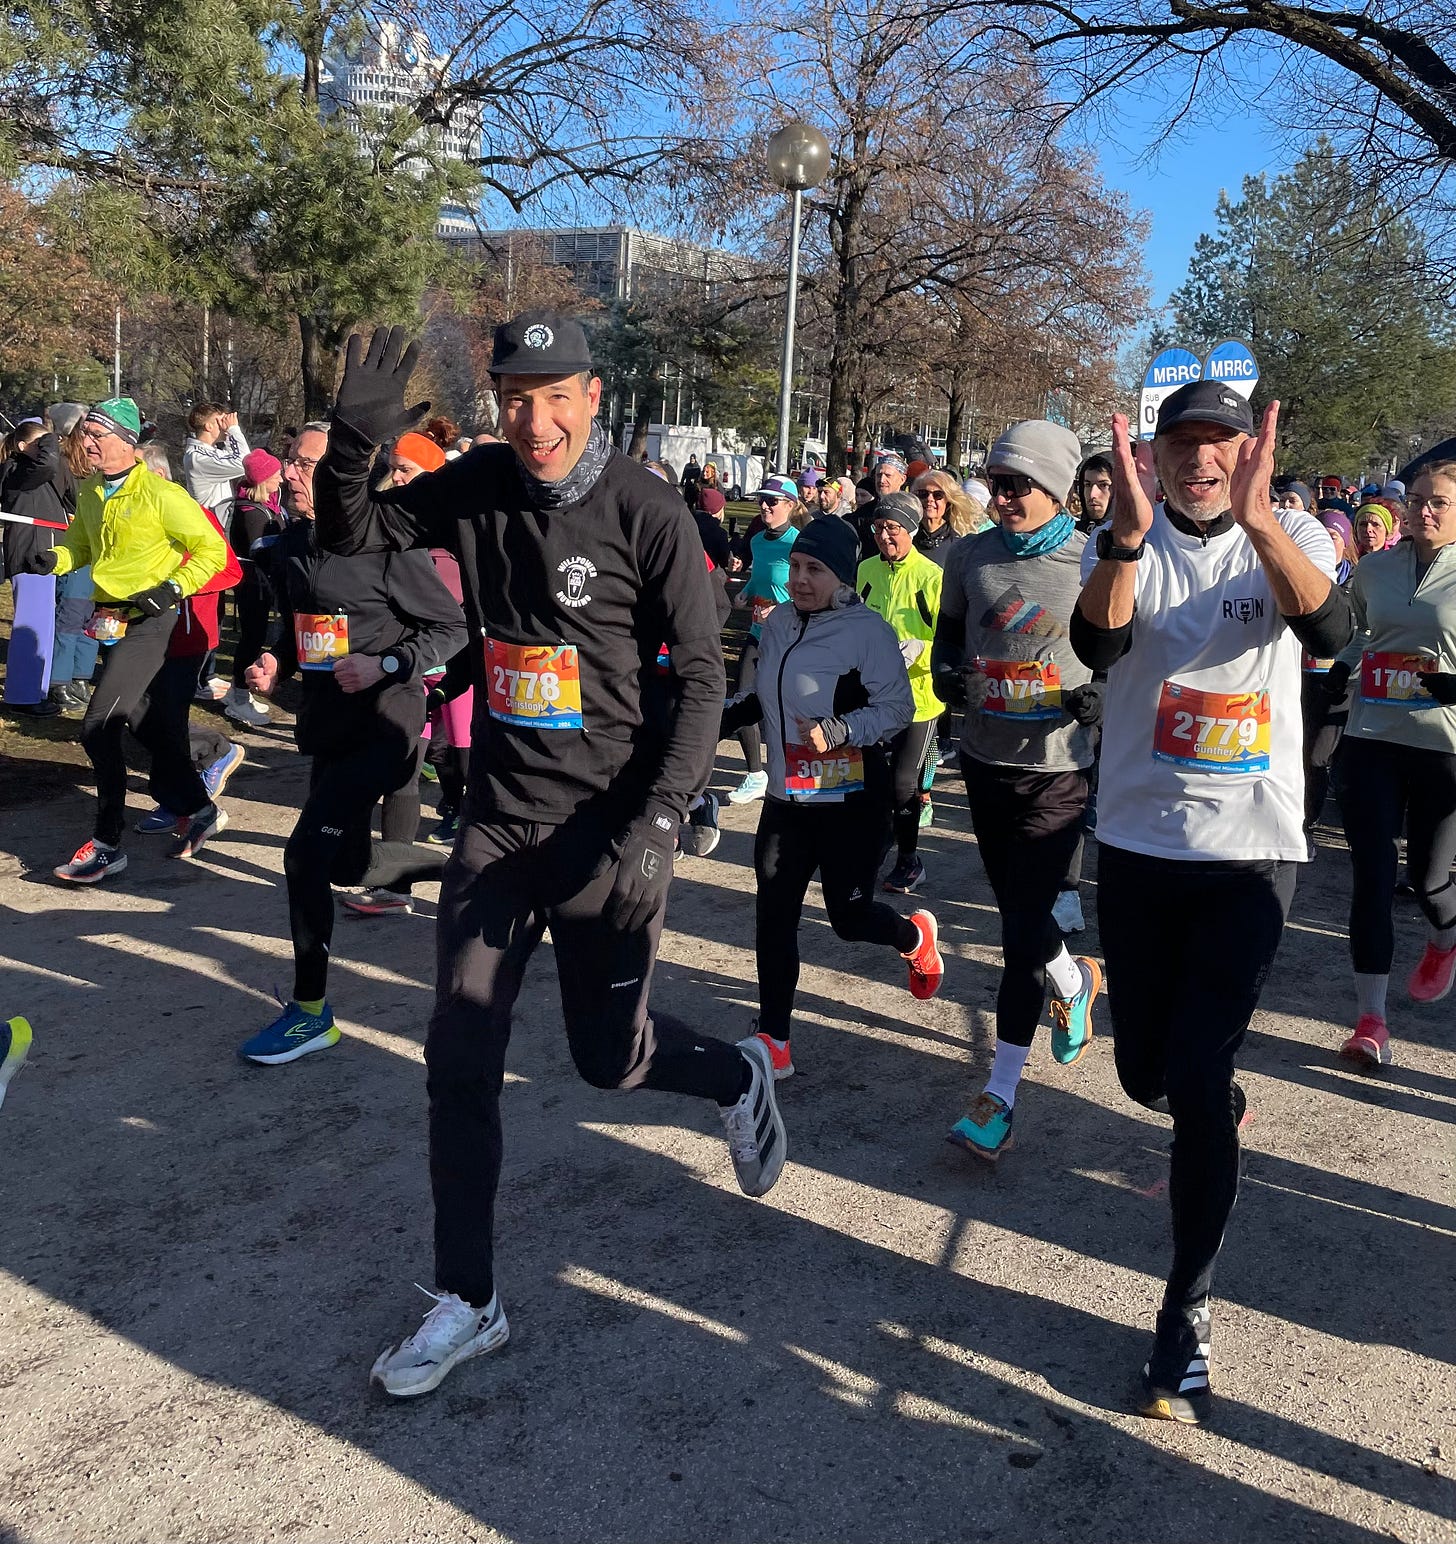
[794, 514, 860, 586]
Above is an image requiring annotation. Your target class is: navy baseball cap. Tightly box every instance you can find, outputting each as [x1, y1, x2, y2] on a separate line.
[490, 309, 594, 377]
[1156, 380, 1255, 437]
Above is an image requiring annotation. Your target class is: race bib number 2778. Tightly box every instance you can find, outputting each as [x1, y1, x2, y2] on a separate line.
[484, 638, 583, 729]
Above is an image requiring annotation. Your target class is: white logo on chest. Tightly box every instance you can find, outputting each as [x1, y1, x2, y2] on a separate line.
[556, 555, 598, 608]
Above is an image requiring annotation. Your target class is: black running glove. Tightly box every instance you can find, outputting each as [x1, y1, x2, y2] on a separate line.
[1418, 670, 1456, 706]
[126, 579, 180, 616]
[604, 806, 677, 932]
[1063, 682, 1104, 727]
[1322, 661, 1353, 700]
[20, 548, 58, 575]
[932, 666, 967, 709]
[333, 324, 431, 445]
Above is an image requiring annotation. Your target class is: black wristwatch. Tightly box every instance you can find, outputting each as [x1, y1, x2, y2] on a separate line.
[379, 651, 405, 677]
[1096, 529, 1145, 563]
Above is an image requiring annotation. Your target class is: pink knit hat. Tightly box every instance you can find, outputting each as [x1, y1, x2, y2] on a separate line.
[243, 448, 282, 485]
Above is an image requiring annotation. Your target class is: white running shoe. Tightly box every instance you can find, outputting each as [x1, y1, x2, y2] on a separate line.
[341, 887, 414, 916]
[727, 770, 768, 804]
[371, 1286, 509, 1398]
[194, 674, 230, 702]
[224, 685, 271, 727]
[1052, 889, 1085, 934]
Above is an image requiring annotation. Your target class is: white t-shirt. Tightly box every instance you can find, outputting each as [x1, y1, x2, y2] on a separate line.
[1081, 507, 1337, 862]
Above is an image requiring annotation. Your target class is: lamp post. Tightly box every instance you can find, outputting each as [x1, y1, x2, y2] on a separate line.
[766, 122, 830, 474]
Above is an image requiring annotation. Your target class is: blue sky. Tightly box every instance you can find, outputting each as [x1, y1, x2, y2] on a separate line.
[1089, 91, 1294, 311]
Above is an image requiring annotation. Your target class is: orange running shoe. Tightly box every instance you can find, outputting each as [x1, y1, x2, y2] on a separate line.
[752, 1027, 795, 1081]
[903, 910, 943, 1000]
[1339, 1013, 1392, 1068]
[1408, 942, 1456, 1004]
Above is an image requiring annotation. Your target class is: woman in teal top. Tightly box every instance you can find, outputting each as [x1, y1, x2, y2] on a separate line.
[729, 475, 800, 804]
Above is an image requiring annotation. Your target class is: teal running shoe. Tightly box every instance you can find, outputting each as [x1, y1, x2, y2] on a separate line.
[1050, 957, 1102, 1066]
[1, 1016, 33, 1110]
[947, 1091, 1014, 1161]
[239, 1001, 339, 1065]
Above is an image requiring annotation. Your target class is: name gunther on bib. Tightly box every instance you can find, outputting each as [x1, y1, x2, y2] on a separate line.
[484, 636, 583, 729]
[1153, 681, 1271, 774]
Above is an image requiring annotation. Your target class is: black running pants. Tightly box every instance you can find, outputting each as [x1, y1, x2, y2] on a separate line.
[82, 609, 207, 846]
[889, 718, 938, 858]
[1336, 737, 1456, 974]
[754, 795, 919, 1039]
[962, 757, 1087, 1047]
[427, 812, 749, 1309]
[735, 637, 763, 775]
[1097, 843, 1295, 1315]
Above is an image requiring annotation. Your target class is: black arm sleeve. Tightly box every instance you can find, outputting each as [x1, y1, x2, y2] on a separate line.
[10, 434, 61, 492]
[1282, 583, 1354, 659]
[721, 695, 763, 737]
[314, 418, 474, 556]
[383, 550, 469, 680]
[1070, 601, 1135, 672]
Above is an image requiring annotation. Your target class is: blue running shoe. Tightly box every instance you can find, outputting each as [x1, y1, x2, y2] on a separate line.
[239, 1001, 339, 1065]
[203, 742, 245, 799]
[136, 807, 182, 834]
[1, 1016, 33, 1111]
[947, 1092, 1014, 1162]
[1050, 957, 1102, 1066]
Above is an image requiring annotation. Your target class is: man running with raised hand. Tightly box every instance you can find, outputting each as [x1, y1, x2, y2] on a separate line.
[313, 315, 788, 1398]
[1071, 381, 1353, 1424]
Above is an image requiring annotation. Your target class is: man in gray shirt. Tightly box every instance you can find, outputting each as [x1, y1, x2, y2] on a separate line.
[931, 420, 1106, 1162]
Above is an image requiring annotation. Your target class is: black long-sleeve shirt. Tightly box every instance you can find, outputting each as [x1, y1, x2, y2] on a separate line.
[314, 423, 726, 827]
[255, 516, 466, 757]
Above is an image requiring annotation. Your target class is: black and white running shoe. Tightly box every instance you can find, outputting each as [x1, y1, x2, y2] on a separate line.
[1139, 1304, 1213, 1424]
[722, 1037, 787, 1197]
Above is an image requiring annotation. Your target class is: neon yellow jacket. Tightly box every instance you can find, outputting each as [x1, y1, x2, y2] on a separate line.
[857, 547, 943, 722]
[52, 463, 227, 604]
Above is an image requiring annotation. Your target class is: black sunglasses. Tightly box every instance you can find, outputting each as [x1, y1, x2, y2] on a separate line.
[989, 473, 1036, 498]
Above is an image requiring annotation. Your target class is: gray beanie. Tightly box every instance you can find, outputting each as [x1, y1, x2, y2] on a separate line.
[988, 420, 1084, 505]
[872, 490, 922, 534]
[48, 402, 87, 437]
[794, 513, 860, 585]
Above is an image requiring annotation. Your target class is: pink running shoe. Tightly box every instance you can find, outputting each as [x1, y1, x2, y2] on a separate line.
[1408, 942, 1456, 1004]
[1339, 1014, 1392, 1068]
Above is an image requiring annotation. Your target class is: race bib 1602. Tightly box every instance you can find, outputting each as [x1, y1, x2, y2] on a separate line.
[1153, 681, 1271, 774]
[295, 612, 349, 671]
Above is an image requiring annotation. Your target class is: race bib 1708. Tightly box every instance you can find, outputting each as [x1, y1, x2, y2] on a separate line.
[484, 637, 583, 729]
[978, 658, 1063, 721]
[1360, 650, 1435, 706]
[1152, 681, 1271, 774]
[783, 742, 865, 801]
[295, 612, 349, 671]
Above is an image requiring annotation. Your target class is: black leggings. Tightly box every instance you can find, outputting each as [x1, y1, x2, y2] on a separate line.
[427, 812, 748, 1307]
[754, 796, 919, 1039]
[962, 757, 1086, 1047]
[376, 738, 428, 890]
[736, 637, 763, 775]
[1301, 673, 1347, 831]
[231, 571, 271, 688]
[285, 733, 418, 1001]
[1098, 843, 1295, 1315]
[82, 609, 208, 846]
[889, 718, 938, 857]
[1336, 737, 1456, 974]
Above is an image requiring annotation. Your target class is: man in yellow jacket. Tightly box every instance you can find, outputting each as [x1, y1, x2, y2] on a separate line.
[21, 398, 229, 880]
[856, 491, 944, 893]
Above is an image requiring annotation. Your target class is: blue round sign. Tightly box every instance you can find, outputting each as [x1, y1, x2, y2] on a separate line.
[1203, 339, 1259, 399]
[1142, 348, 1202, 392]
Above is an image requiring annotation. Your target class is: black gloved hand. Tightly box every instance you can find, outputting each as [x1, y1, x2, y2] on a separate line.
[334, 325, 431, 445]
[1322, 660, 1353, 700]
[126, 579, 180, 616]
[20, 548, 58, 576]
[932, 666, 967, 710]
[1063, 681, 1104, 726]
[1418, 670, 1456, 706]
[604, 806, 678, 932]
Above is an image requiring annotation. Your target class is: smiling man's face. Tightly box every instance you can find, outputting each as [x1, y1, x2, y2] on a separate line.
[496, 372, 602, 482]
[1154, 421, 1247, 522]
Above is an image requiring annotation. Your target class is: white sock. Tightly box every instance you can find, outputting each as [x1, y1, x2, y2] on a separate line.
[1354, 972, 1389, 1020]
[984, 1040, 1032, 1108]
[1045, 945, 1084, 1001]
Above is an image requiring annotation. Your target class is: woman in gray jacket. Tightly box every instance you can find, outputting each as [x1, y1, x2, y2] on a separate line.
[720, 516, 945, 1081]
